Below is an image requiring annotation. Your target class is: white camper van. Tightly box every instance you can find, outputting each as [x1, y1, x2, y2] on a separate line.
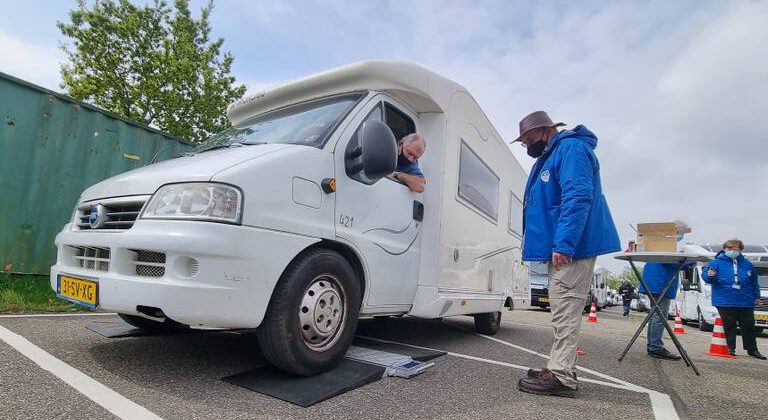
[50, 60, 531, 375]
[591, 266, 609, 310]
[676, 243, 768, 331]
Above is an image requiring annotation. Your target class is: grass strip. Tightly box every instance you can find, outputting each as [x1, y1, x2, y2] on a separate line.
[0, 272, 91, 313]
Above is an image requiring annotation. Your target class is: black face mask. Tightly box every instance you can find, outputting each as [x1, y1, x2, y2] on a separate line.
[526, 141, 546, 158]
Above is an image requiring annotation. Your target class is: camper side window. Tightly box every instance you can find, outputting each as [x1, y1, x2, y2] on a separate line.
[345, 100, 418, 187]
[384, 103, 416, 142]
[458, 141, 499, 220]
[508, 191, 523, 237]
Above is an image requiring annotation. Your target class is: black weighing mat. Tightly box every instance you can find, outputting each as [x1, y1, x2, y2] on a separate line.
[223, 359, 386, 407]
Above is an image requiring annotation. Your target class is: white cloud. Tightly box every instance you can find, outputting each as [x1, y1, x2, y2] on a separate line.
[0, 30, 64, 91]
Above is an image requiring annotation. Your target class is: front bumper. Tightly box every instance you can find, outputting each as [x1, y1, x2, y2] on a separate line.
[51, 220, 318, 328]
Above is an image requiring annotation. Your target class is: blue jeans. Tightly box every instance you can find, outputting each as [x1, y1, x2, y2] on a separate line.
[623, 299, 631, 314]
[647, 295, 671, 352]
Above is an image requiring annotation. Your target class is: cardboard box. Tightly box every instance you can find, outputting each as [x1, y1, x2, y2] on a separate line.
[636, 221, 692, 252]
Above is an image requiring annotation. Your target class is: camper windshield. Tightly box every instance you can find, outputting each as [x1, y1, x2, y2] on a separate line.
[196, 94, 362, 152]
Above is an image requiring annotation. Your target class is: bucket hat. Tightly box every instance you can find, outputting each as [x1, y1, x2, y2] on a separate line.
[510, 111, 565, 143]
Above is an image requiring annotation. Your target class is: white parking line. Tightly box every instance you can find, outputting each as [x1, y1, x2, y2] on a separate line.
[444, 321, 642, 390]
[0, 324, 162, 420]
[357, 335, 635, 391]
[0, 312, 116, 318]
[441, 321, 680, 420]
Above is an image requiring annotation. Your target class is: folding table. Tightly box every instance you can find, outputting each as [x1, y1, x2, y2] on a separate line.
[614, 252, 710, 376]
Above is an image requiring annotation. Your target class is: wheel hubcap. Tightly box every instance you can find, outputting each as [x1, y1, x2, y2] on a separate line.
[298, 275, 346, 351]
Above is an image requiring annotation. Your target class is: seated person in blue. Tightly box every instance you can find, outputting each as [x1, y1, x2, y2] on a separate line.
[391, 133, 426, 193]
[641, 261, 694, 360]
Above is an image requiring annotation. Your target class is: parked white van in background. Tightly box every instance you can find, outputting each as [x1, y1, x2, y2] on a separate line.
[591, 266, 609, 310]
[50, 60, 531, 375]
[676, 243, 768, 332]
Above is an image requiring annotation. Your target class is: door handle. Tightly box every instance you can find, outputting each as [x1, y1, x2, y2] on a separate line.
[413, 200, 424, 222]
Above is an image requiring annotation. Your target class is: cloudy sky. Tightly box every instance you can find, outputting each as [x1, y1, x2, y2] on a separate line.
[1, 0, 766, 272]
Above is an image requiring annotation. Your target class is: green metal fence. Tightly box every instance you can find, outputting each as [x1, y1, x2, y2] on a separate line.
[0, 72, 194, 274]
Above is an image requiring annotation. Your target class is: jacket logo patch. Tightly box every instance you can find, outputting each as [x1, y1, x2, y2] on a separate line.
[540, 170, 550, 183]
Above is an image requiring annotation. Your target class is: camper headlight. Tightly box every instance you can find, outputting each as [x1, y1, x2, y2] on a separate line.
[142, 183, 242, 224]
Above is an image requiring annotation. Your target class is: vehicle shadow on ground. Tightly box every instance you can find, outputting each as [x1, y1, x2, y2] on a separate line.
[87, 329, 269, 399]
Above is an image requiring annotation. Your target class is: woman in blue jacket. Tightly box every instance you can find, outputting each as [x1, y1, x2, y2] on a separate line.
[701, 239, 765, 359]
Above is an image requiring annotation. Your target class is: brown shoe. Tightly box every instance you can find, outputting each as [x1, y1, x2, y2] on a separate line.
[518, 369, 576, 398]
[527, 368, 578, 380]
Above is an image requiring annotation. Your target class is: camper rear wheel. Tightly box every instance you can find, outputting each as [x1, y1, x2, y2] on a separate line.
[474, 311, 502, 335]
[118, 314, 187, 333]
[257, 248, 361, 376]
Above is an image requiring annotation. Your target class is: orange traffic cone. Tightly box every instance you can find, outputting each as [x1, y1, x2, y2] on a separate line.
[674, 311, 685, 335]
[706, 316, 735, 359]
[587, 302, 598, 323]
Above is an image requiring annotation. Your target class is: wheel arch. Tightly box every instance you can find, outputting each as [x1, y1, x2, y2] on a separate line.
[293, 239, 367, 299]
[504, 296, 514, 310]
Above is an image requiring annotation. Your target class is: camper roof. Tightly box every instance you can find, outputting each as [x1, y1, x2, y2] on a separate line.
[226, 60, 466, 125]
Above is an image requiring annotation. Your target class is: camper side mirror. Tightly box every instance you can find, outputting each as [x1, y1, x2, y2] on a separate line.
[345, 120, 397, 181]
[681, 279, 691, 291]
[681, 279, 699, 291]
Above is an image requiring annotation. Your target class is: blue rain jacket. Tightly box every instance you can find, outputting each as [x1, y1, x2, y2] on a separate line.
[701, 252, 760, 308]
[522, 125, 620, 261]
[639, 262, 695, 299]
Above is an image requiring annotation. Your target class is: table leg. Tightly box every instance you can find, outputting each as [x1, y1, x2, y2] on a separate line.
[618, 258, 701, 376]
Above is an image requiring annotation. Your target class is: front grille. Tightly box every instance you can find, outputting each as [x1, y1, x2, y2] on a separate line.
[68, 246, 110, 271]
[132, 250, 166, 277]
[756, 297, 768, 311]
[76, 199, 146, 230]
[531, 288, 548, 298]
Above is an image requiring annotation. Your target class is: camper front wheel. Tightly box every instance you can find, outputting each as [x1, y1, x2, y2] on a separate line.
[257, 248, 362, 376]
[474, 311, 502, 335]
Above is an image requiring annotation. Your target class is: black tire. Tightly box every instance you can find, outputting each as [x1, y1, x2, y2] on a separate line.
[697, 308, 714, 332]
[256, 248, 362, 376]
[474, 311, 502, 335]
[118, 313, 187, 333]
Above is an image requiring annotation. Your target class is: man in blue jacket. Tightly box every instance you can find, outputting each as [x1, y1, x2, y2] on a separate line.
[513, 111, 621, 398]
[641, 261, 694, 360]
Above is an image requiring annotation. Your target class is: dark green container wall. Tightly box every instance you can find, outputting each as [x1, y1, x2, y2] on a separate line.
[0, 72, 194, 274]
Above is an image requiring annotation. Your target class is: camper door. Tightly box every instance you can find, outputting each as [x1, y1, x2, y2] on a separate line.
[333, 96, 421, 307]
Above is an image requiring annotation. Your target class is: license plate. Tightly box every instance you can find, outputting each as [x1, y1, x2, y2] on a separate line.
[539, 297, 550, 303]
[755, 313, 768, 321]
[57, 275, 98, 308]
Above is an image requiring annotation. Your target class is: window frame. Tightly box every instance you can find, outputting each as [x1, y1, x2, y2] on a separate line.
[344, 96, 419, 188]
[508, 191, 523, 238]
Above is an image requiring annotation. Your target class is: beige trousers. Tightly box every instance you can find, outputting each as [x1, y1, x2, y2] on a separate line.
[545, 257, 597, 389]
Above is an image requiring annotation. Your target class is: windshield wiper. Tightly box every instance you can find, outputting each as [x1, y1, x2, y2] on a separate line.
[196, 141, 267, 153]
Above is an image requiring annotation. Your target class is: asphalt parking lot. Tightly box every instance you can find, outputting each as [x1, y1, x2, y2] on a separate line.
[1, 307, 766, 420]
